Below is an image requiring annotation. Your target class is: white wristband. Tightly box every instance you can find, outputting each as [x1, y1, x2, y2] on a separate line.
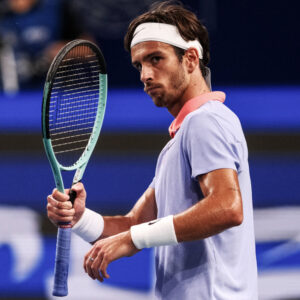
[72, 208, 104, 243]
[130, 215, 178, 249]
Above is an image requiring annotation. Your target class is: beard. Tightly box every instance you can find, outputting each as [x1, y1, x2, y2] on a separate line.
[150, 64, 187, 108]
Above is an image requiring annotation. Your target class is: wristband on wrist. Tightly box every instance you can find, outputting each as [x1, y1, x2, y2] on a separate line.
[130, 215, 178, 249]
[72, 208, 104, 243]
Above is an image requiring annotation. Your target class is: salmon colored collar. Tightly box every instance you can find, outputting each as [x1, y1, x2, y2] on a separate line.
[168, 91, 226, 138]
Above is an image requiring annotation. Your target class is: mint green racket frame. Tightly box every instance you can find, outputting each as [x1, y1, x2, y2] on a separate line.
[42, 74, 107, 193]
[41, 39, 107, 297]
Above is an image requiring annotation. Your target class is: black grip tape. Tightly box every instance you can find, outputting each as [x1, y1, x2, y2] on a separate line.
[69, 190, 77, 205]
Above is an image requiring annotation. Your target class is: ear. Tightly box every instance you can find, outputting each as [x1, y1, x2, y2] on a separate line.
[184, 48, 199, 73]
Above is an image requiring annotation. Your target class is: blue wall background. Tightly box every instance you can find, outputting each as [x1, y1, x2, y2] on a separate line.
[0, 87, 300, 299]
[1, 87, 300, 212]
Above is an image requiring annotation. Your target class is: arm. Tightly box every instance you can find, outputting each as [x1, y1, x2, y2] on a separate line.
[174, 168, 243, 242]
[99, 186, 157, 239]
[84, 168, 243, 282]
[130, 168, 243, 249]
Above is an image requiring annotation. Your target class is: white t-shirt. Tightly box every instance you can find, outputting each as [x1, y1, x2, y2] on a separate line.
[151, 100, 258, 300]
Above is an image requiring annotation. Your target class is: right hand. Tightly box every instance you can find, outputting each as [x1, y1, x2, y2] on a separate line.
[47, 182, 87, 227]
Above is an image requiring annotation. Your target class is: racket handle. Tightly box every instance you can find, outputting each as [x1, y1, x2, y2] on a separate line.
[69, 189, 77, 205]
[52, 226, 72, 297]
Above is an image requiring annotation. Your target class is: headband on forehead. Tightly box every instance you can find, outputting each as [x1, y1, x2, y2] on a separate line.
[130, 22, 203, 59]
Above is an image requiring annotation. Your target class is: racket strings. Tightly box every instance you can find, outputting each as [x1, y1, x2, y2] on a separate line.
[51, 79, 99, 94]
[50, 105, 97, 118]
[48, 45, 101, 167]
[52, 73, 99, 88]
[50, 88, 99, 100]
[54, 63, 99, 76]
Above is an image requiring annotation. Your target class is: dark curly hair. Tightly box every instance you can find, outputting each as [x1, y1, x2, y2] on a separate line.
[124, 1, 210, 76]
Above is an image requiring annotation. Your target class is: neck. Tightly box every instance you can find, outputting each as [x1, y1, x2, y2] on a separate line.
[168, 75, 210, 117]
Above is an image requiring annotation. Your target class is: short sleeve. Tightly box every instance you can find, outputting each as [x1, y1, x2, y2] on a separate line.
[149, 177, 155, 189]
[183, 113, 239, 180]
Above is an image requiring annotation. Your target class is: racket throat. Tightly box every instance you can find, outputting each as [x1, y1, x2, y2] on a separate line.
[73, 164, 87, 183]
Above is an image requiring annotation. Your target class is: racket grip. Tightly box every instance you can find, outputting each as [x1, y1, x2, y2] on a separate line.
[69, 189, 77, 205]
[52, 226, 72, 297]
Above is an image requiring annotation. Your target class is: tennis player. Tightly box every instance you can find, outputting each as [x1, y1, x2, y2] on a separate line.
[47, 1, 258, 299]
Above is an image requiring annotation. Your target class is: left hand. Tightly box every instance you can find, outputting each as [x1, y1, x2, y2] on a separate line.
[83, 231, 139, 282]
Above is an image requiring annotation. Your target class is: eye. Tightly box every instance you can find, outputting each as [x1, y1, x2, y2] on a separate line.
[151, 56, 161, 64]
[133, 63, 142, 72]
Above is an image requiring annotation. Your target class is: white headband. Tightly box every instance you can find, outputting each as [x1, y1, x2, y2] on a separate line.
[130, 22, 203, 59]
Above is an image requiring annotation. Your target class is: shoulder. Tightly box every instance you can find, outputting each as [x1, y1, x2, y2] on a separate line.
[182, 102, 224, 135]
[187, 100, 239, 124]
[182, 101, 243, 142]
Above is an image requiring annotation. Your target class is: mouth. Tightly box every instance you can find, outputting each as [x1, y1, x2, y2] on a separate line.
[145, 85, 161, 95]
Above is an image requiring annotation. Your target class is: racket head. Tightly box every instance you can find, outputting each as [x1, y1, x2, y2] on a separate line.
[42, 39, 107, 173]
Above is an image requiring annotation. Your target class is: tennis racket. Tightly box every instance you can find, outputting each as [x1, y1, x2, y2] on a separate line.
[41, 39, 107, 296]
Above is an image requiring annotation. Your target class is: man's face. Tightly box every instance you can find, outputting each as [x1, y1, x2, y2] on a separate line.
[131, 41, 189, 111]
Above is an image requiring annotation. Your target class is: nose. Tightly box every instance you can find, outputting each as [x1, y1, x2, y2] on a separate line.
[140, 64, 153, 83]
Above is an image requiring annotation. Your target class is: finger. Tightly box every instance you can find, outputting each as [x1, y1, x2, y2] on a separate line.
[83, 250, 94, 273]
[99, 257, 110, 279]
[47, 213, 73, 223]
[47, 203, 75, 217]
[47, 196, 73, 210]
[85, 253, 97, 280]
[83, 246, 105, 282]
[83, 253, 89, 273]
[71, 182, 84, 193]
[52, 206, 75, 217]
[47, 205, 75, 221]
[87, 263, 96, 280]
[90, 258, 104, 282]
[47, 213, 72, 224]
[91, 252, 105, 282]
[47, 195, 56, 206]
[52, 189, 69, 202]
[46, 203, 59, 225]
[58, 200, 73, 210]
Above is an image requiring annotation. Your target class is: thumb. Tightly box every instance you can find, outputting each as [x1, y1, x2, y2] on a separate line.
[71, 182, 87, 210]
[71, 182, 85, 194]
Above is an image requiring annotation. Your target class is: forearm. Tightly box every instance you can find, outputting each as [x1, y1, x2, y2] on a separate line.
[100, 188, 156, 239]
[172, 169, 243, 243]
[173, 192, 243, 243]
[130, 191, 242, 250]
[73, 211, 134, 244]
[100, 215, 133, 239]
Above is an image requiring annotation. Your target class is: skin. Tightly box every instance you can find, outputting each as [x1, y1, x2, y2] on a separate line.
[9, 0, 38, 14]
[47, 41, 243, 282]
